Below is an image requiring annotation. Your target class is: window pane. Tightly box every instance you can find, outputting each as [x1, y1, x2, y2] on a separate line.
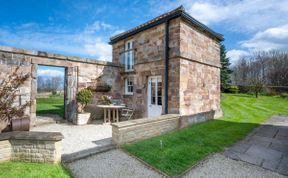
[151, 81, 155, 104]
[158, 97, 162, 105]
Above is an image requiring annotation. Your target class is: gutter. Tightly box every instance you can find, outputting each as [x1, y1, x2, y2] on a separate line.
[164, 20, 170, 114]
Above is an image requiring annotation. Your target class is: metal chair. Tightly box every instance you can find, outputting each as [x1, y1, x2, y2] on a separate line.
[120, 108, 134, 121]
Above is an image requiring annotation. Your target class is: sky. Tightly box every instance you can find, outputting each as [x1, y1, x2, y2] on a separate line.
[1, 0, 288, 76]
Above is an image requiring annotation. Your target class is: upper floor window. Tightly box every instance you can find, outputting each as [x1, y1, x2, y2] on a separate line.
[124, 40, 134, 72]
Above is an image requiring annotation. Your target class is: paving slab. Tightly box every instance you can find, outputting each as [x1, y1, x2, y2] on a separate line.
[225, 116, 288, 176]
[183, 154, 286, 178]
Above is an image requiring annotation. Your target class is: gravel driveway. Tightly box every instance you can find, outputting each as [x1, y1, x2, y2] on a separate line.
[67, 149, 163, 178]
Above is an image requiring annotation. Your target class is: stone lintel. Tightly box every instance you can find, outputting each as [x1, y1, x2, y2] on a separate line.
[0, 45, 119, 67]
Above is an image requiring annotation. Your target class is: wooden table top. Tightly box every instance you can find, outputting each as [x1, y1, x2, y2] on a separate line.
[96, 105, 126, 109]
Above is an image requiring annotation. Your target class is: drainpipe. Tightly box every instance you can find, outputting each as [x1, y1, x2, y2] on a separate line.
[164, 20, 170, 114]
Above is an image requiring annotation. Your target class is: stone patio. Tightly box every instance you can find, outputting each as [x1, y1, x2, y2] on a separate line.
[224, 116, 288, 176]
[31, 115, 113, 161]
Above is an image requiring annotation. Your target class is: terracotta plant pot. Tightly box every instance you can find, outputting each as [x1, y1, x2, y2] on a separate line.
[75, 113, 91, 125]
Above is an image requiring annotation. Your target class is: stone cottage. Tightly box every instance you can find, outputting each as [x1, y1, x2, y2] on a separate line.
[110, 6, 223, 120]
[0, 6, 223, 127]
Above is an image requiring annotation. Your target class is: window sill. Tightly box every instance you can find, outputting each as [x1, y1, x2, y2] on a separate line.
[120, 70, 136, 75]
[123, 93, 133, 97]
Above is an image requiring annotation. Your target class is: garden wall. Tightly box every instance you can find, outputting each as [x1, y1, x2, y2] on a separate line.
[112, 114, 180, 145]
[0, 46, 121, 126]
[0, 131, 63, 163]
[112, 111, 219, 145]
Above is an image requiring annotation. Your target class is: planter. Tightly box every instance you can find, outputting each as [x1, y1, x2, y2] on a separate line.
[11, 118, 30, 131]
[75, 112, 91, 125]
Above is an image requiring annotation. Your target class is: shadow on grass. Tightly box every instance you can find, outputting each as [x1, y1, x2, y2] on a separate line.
[36, 105, 65, 118]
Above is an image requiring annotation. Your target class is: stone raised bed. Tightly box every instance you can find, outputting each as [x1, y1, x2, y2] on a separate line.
[112, 114, 180, 145]
[112, 111, 217, 145]
[0, 131, 63, 163]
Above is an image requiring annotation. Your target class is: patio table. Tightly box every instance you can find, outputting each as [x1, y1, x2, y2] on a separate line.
[96, 105, 125, 123]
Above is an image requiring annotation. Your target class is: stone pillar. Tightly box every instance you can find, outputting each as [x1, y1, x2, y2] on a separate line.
[30, 63, 37, 126]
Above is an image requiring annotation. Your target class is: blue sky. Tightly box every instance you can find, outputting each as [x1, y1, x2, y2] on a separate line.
[1, 0, 288, 76]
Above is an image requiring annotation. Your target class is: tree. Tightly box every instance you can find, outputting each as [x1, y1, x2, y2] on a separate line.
[220, 44, 232, 91]
[0, 67, 30, 132]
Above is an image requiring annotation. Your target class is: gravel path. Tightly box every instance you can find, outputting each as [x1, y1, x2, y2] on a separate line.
[67, 149, 163, 178]
[183, 154, 286, 178]
[32, 116, 112, 155]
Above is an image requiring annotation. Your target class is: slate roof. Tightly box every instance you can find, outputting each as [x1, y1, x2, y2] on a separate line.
[109, 6, 224, 44]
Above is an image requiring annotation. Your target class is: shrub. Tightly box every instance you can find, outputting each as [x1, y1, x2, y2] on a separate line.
[51, 91, 57, 95]
[76, 88, 93, 113]
[280, 93, 288, 99]
[227, 85, 239, 93]
[100, 95, 112, 105]
[0, 67, 30, 132]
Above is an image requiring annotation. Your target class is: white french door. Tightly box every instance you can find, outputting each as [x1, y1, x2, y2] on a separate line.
[148, 76, 162, 117]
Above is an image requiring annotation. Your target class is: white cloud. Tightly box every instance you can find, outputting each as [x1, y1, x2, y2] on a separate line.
[150, 0, 288, 33]
[38, 69, 64, 77]
[227, 49, 249, 65]
[240, 24, 288, 51]
[0, 21, 115, 61]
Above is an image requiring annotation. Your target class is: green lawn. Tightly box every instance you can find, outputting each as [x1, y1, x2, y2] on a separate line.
[36, 96, 64, 118]
[0, 161, 71, 178]
[123, 94, 288, 176]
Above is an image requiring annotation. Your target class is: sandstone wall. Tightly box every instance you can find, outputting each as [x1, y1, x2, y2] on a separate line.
[111, 18, 181, 118]
[0, 46, 120, 124]
[178, 19, 221, 118]
[0, 131, 63, 163]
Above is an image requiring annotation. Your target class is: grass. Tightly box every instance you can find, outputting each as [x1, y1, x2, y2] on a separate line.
[122, 93, 288, 176]
[36, 95, 64, 118]
[0, 161, 71, 178]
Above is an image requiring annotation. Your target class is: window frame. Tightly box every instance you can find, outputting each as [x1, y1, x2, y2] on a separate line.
[125, 78, 134, 95]
[124, 40, 134, 72]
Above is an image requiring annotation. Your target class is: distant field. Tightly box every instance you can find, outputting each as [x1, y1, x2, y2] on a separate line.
[36, 95, 64, 118]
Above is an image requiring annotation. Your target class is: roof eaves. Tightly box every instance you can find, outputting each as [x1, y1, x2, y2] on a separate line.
[181, 11, 224, 41]
[109, 6, 224, 44]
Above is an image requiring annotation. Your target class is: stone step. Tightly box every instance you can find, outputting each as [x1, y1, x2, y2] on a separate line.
[61, 144, 116, 163]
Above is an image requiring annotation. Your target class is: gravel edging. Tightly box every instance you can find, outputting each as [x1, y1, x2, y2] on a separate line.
[120, 148, 171, 178]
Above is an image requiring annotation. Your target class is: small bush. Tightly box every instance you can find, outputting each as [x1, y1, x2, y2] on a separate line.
[227, 85, 239, 93]
[52, 91, 57, 95]
[77, 88, 93, 112]
[280, 93, 288, 99]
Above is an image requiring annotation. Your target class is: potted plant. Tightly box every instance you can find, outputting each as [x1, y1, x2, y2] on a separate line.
[76, 88, 93, 125]
[101, 95, 112, 105]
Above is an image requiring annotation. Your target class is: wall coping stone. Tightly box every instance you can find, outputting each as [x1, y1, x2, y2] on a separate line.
[0, 45, 119, 67]
[0, 131, 64, 141]
[111, 114, 180, 128]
